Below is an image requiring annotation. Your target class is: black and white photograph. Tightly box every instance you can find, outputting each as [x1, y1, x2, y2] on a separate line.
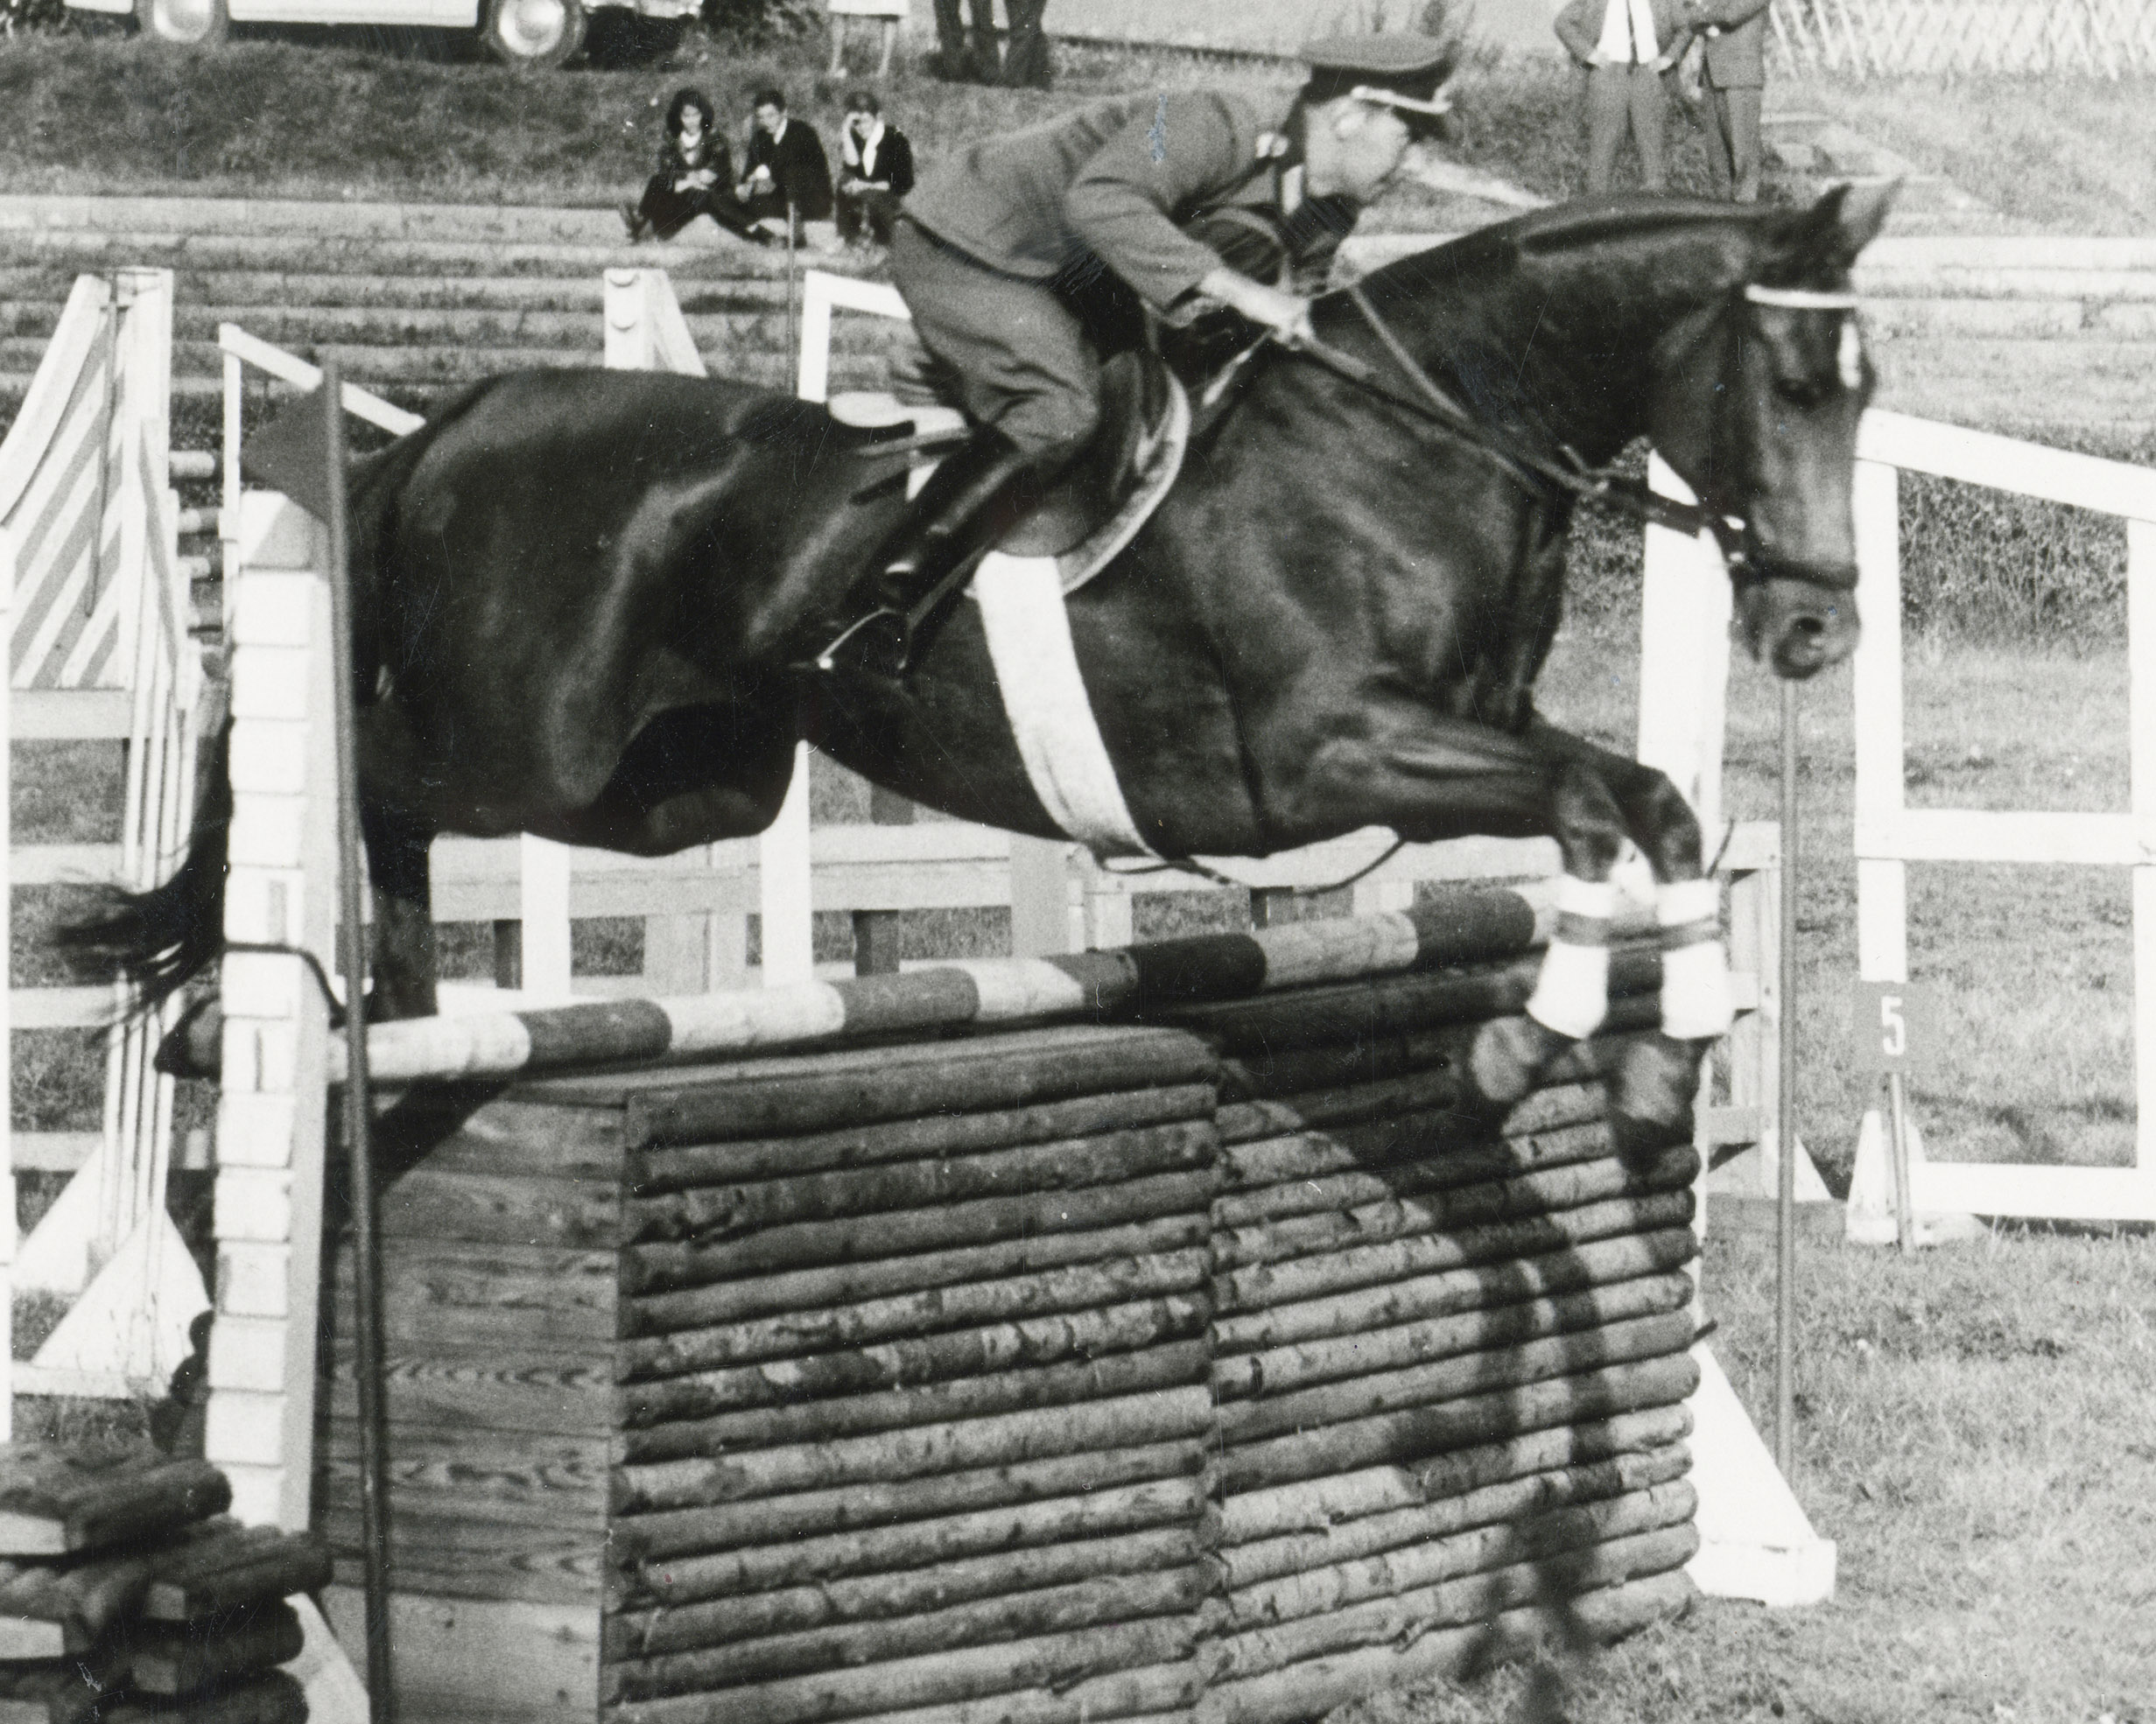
[0, 0, 2150, 1720]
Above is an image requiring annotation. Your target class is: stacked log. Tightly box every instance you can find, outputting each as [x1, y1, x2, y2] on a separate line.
[1155, 944, 1703, 1722]
[0, 1447, 329, 1724]
[606, 1025, 1227, 1724]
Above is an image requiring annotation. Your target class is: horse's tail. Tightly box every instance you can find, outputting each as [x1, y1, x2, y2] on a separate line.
[56, 711, 235, 1014]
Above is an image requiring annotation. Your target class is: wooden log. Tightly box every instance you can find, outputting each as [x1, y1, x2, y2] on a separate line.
[326, 1342, 614, 1436]
[613, 1438, 1209, 1563]
[1220, 1407, 1691, 1546]
[1214, 1269, 1696, 1405]
[0, 1520, 263, 1654]
[1211, 1147, 1700, 1274]
[622, 1342, 1210, 1463]
[127, 1601, 305, 1698]
[0, 1449, 230, 1557]
[1211, 1124, 1688, 1230]
[630, 1084, 1217, 1192]
[1217, 1188, 1696, 1313]
[764, 1683, 1193, 1724]
[1214, 1068, 1608, 1147]
[1220, 1480, 1697, 1633]
[92, 1671, 308, 1724]
[625, 1214, 1211, 1340]
[620, 1250, 1211, 1379]
[1221, 1113, 1610, 1192]
[1218, 1308, 1696, 1447]
[608, 1525, 1197, 1661]
[318, 1503, 605, 1606]
[615, 1027, 1218, 1149]
[1223, 1446, 1693, 1592]
[623, 1170, 1218, 1295]
[0, 1643, 126, 1724]
[1192, 1569, 1694, 1724]
[1216, 1230, 1699, 1357]
[606, 1567, 1209, 1702]
[602, 1615, 1197, 1724]
[614, 1477, 1211, 1609]
[370, 1090, 625, 1181]
[1220, 1352, 1700, 1495]
[621, 1293, 1212, 1426]
[1159, 945, 1661, 1056]
[624, 1122, 1217, 1245]
[615, 1386, 1217, 1513]
[377, 1168, 621, 1248]
[142, 1527, 333, 1622]
[320, 1425, 608, 1527]
[1204, 1523, 1699, 1684]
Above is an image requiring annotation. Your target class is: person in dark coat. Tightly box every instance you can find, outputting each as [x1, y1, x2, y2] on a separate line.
[1555, 0, 1694, 193]
[811, 33, 1454, 674]
[622, 88, 769, 245]
[1002, 0, 1053, 88]
[737, 88, 834, 237]
[1685, 0, 1770, 200]
[931, 0, 995, 81]
[834, 91, 916, 248]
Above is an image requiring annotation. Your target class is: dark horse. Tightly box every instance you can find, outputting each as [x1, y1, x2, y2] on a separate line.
[69, 186, 1890, 1121]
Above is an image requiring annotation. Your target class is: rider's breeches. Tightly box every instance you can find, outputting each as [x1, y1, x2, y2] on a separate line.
[890, 220, 1102, 460]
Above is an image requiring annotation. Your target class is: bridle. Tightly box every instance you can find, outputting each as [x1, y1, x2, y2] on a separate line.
[1281, 276, 1861, 575]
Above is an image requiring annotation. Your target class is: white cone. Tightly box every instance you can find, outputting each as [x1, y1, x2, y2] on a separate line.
[1846, 1110, 1988, 1247]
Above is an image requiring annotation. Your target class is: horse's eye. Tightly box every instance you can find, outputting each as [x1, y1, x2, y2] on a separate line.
[1773, 375, 1827, 409]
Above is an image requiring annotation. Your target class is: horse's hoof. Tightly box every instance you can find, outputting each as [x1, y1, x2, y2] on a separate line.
[1609, 1031, 1708, 1157]
[1471, 1013, 1573, 1109]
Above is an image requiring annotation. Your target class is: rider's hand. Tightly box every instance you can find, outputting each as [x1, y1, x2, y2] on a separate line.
[1198, 270, 1315, 347]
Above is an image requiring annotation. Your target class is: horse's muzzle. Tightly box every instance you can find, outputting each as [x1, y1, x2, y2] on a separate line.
[1736, 573, 1862, 680]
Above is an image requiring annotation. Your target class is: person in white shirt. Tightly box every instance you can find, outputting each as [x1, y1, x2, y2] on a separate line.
[835, 91, 916, 248]
[1556, 0, 1695, 193]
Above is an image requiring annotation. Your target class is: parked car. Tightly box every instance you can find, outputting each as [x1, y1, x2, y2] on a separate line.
[64, 0, 698, 67]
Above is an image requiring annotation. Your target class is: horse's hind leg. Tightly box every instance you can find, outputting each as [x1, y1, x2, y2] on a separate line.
[361, 798, 439, 1021]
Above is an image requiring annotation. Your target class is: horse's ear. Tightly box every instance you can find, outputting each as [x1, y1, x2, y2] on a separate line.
[1790, 179, 1899, 274]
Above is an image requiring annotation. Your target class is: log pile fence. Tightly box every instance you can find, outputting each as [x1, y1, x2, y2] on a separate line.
[1768, 0, 2156, 76]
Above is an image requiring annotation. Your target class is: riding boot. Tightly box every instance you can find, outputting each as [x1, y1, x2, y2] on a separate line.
[814, 424, 1048, 676]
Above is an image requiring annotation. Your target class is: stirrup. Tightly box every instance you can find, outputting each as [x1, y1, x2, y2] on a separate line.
[813, 606, 912, 676]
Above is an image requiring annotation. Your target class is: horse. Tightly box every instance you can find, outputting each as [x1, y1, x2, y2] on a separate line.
[67, 184, 1892, 1132]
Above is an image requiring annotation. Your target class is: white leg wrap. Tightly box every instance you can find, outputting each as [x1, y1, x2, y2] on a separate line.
[1657, 878, 1731, 1041]
[1527, 938, 1610, 1041]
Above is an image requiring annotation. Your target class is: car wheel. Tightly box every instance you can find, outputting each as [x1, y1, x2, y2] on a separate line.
[134, 0, 228, 46]
[481, 0, 585, 68]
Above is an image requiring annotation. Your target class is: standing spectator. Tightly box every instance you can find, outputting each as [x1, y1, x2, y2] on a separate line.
[1686, 0, 1770, 201]
[828, 0, 908, 77]
[932, 0, 996, 81]
[622, 88, 770, 247]
[835, 92, 916, 247]
[1556, 0, 1693, 194]
[738, 88, 835, 240]
[1003, 0, 1052, 88]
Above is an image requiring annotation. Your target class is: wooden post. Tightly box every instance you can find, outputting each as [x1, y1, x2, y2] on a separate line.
[1008, 837, 1071, 957]
[204, 493, 335, 1535]
[853, 786, 914, 976]
[762, 745, 816, 985]
[1, 521, 15, 1439]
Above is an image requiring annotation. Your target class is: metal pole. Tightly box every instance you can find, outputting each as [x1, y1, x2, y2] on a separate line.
[784, 197, 799, 365]
[1775, 676, 1799, 1478]
[1888, 1068, 1918, 1253]
[321, 358, 396, 1724]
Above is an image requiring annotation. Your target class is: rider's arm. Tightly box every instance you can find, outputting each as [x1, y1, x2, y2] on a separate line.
[1066, 91, 1305, 329]
[1553, 0, 1604, 64]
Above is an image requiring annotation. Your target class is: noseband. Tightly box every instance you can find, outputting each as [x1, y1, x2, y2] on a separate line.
[1284, 277, 1860, 583]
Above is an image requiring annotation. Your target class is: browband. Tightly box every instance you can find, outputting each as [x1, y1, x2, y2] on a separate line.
[1347, 83, 1454, 117]
[1745, 284, 1860, 311]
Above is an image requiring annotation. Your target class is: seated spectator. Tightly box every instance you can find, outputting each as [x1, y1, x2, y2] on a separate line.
[623, 88, 770, 246]
[834, 91, 915, 248]
[1555, 0, 1692, 194]
[737, 88, 835, 242]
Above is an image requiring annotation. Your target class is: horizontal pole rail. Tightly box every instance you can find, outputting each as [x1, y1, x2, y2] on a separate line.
[1858, 410, 2156, 522]
[217, 325, 424, 438]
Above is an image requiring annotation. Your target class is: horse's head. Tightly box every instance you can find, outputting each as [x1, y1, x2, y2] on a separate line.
[1654, 181, 1897, 679]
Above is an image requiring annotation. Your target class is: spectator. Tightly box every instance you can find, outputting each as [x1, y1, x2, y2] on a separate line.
[1003, 0, 1052, 88]
[738, 87, 835, 241]
[828, 0, 908, 78]
[1555, 0, 1693, 194]
[622, 88, 769, 247]
[835, 92, 916, 248]
[932, 0, 995, 81]
[1685, 0, 1769, 201]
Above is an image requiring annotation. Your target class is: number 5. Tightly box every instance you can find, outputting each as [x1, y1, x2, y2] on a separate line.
[1879, 993, 1906, 1060]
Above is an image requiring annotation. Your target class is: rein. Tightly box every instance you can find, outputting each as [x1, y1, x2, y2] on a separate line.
[1285, 277, 1847, 559]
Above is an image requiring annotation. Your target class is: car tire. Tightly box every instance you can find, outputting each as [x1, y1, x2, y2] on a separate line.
[134, 0, 228, 46]
[481, 0, 585, 68]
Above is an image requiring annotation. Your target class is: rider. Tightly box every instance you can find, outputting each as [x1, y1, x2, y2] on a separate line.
[815, 34, 1454, 675]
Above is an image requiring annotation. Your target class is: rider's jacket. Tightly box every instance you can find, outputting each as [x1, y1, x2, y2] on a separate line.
[902, 92, 1357, 317]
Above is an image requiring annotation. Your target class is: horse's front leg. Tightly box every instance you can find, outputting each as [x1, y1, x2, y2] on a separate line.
[359, 797, 439, 1021]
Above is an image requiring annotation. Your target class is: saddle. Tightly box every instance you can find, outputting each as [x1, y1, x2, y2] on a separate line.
[829, 344, 1190, 599]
